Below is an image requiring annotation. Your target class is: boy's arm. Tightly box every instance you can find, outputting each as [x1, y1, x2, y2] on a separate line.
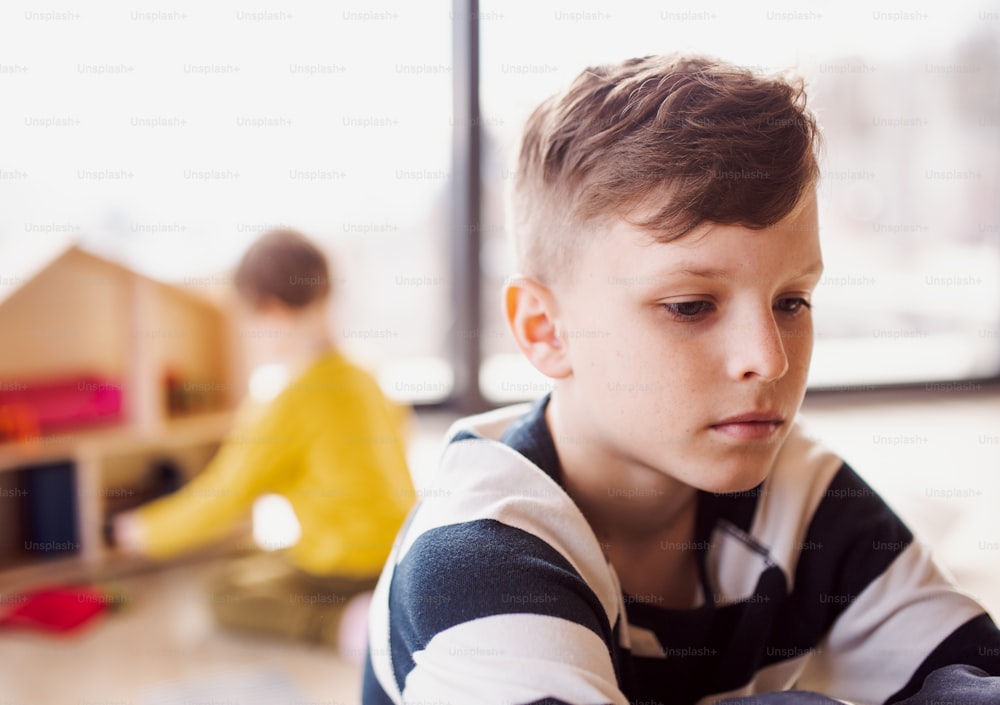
[116, 395, 302, 559]
[366, 516, 629, 705]
[893, 664, 999, 705]
[359, 433, 629, 704]
[792, 465, 1000, 704]
[885, 612, 1000, 703]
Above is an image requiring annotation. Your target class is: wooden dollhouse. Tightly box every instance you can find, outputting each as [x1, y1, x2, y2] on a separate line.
[0, 240, 240, 586]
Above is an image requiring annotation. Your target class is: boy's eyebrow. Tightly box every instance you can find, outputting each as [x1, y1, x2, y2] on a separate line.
[657, 260, 825, 281]
[674, 266, 730, 279]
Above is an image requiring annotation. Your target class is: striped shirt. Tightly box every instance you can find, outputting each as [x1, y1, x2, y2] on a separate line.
[364, 396, 1000, 705]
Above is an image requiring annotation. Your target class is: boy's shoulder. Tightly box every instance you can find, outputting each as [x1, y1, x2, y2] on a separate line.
[274, 350, 384, 403]
[411, 401, 588, 540]
[391, 400, 623, 616]
[447, 401, 535, 440]
[247, 352, 405, 443]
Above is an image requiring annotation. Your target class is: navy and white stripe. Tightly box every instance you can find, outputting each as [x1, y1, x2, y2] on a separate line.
[364, 397, 1000, 705]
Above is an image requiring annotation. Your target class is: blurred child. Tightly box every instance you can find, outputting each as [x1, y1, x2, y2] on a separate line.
[363, 55, 1000, 704]
[112, 229, 415, 650]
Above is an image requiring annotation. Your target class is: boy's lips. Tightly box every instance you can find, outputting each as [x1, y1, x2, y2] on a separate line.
[710, 412, 785, 441]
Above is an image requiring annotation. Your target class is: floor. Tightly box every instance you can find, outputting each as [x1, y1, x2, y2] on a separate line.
[0, 410, 456, 705]
[1, 389, 998, 704]
[1, 560, 363, 705]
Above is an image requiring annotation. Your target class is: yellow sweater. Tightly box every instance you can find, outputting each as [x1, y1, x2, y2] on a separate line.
[134, 352, 416, 577]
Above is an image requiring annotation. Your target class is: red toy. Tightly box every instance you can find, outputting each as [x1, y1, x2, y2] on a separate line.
[0, 373, 124, 435]
[0, 585, 121, 634]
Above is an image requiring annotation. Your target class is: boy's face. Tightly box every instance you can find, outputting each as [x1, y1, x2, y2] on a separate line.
[550, 190, 822, 494]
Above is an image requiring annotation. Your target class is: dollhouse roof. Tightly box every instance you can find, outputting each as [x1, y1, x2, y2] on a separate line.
[0, 239, 224, 310]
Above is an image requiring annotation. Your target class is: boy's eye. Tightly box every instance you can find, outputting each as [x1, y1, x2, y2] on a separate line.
[775, 297, 812, 314]
[662, 301, 714, 319]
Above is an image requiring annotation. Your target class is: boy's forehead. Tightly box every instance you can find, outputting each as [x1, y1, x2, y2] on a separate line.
[583, 199, 821, 277]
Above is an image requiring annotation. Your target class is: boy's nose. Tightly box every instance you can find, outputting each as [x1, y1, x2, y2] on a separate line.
[726, 312, 790, 382]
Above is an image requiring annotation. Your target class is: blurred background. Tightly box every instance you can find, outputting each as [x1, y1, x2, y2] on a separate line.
[2, 0, 998, 404]
[0, 0, 998, 703]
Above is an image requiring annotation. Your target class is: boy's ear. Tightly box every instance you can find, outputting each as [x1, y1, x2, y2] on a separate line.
[251, 295, 294, 319]
[504, 276, 572, 379]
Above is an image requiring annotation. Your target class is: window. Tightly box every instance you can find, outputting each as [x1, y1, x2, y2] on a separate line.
[0, 1, 454, 403]
[477, 0, 1000, 401]
[3, 1, 997, 411]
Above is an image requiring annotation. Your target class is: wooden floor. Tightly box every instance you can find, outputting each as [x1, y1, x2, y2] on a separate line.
[2, 389, 998, 704]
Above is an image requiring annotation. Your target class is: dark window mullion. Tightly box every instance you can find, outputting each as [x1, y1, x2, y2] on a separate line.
[448, 0, 487, 413]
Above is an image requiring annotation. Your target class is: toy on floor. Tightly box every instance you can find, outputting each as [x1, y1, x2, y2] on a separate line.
[0, 584, 125, 634]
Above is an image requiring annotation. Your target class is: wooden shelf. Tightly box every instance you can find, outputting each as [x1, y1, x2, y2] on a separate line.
[0, 243, 242, 588]
[0, 526, 254, 594]
[0, 410, 233, 473]
[0, 412, 235, 584]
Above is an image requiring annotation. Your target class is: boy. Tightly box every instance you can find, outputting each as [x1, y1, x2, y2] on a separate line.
[112, 229, 416, 648]
[363, 56, 1000, 703]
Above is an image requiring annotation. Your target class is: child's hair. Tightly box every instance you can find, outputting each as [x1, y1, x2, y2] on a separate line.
[234, 228, 332, 309]
[509, 54, 821, 282]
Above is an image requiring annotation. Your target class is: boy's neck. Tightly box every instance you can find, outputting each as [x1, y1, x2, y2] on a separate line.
[545, 390, 698, 545]
[284, 300, 335, 357]
[283, 338, 335, 374]
[243, 299, 337, 372]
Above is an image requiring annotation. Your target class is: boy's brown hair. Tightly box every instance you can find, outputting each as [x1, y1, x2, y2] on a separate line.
[510, 54, 820, 281]
[234, 228, 332, 309]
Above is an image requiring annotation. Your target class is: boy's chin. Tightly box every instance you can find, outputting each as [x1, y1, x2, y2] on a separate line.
[686, 457, 776, 496]
[702, 475, 769, 497]
[690, 431, 789, 495]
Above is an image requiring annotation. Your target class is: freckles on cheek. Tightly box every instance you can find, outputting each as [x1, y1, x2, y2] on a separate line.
[663, 339, 716, 384]
[785, 327, 814, 372]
